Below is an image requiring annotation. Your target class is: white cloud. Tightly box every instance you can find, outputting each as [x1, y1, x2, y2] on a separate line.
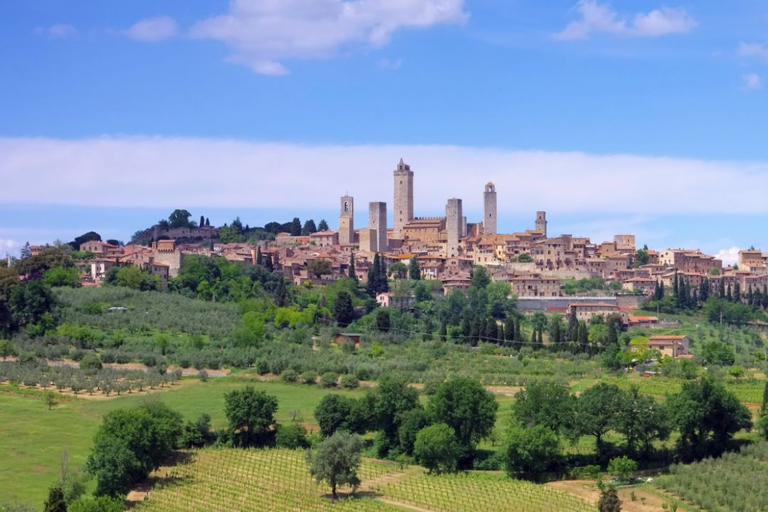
[379, 58, 403, 70]
[189, 0, 467, 74]
[4, 137, 768, 220]
[36, 24, 77, 38]
[716, 247, 741, 267]
[554, 1, 696, 41]
[0, 239, 19, 257]
[124, 16, 179, 42]
[740, 42, 768, 63]
[743, 73, 763, 91]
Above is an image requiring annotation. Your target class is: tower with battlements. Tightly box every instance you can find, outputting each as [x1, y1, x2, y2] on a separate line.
[535, 211, 547, 238]
[369, 202, 388, 253]
[339, 195, 354, 246]
[446, 198, 463, 258]
[393, 158, 414, 237]
[483, 182, 497, 235]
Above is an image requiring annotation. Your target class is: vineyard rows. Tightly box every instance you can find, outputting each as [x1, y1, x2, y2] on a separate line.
[134, 448, 594, 512]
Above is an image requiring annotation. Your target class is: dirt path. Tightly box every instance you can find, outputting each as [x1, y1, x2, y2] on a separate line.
[547, 480, 697, 512]
[375, 497, 435, 512]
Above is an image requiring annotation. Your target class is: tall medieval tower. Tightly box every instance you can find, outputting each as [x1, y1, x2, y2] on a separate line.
[339, 195, 354, 246]
[393, 158, 414, 237]
[535, 211, 548, 238]
[369, 202, 388, 253]
[483, 182, 497, 235]
[445, 198, 463, 258]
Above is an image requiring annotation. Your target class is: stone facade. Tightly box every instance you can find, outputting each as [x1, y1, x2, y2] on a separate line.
[483, 182, 497, 235]
[393, 159, 414, 237]
[369, 202, 388, 253]
[339, 195, 355, 246]
[535, 211, 547, 238]
[445, 198, 463, 258]
[151, 239, 183, 278]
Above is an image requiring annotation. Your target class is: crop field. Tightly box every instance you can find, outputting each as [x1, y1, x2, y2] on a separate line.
[134, 448, 594, 512]
[657, 442, 768, 512]
[133, 449, 401, 512]
[380, 471, 594, 512]
[0, 379, 364, 507]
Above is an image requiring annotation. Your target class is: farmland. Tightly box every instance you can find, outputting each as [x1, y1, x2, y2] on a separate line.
[133, 448, 594, 512]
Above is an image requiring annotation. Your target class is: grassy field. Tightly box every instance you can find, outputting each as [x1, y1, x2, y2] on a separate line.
[134, 448, 594, 512]
[0, 378, 366, 507]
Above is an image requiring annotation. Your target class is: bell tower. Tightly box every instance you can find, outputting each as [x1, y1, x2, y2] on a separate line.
[339, 195, 354, 245]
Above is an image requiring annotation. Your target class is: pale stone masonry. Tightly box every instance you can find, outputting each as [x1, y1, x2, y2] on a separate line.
[446, 198, 463, 258]
[393, 158, 414, 237]
[339, 195, 355, 246]
[483, 182, 497, 235]
[535, 211, 547, 238]
[369, 201, 388, 253]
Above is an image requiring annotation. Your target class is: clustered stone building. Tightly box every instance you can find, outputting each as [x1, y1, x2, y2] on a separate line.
[62, 158, 768, 307]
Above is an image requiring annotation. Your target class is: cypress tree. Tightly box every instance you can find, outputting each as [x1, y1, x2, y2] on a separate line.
[275, 278, 288, 307]
[290, 217, 302, 236]
[514, 319, 522, 346]
[348, 253, 357, 281]
[762, 381, 768, 411]
[333, 291, 354, 327]
[205, 217, 210, 226]
[734, 282, 741, 303]
[470, 317, 482, 346]
[727, 285, 733, 302]
[42, 485, 66, 512]
[567, 308, 578, 342]
[719, 278, 725, 299]
[409, 255, 421, 280]
[748, 285, 754, 307]
[598, 486, 622, 512]
[264, 253, 274, 272]
[498, 324, 505, 344]
[256, 247, 263, 266]
[700, 278, 709, 302]
[672, 272, 679, 301]
[199, 215, 205, 228]
[366, 254, 380, 297]
[505, 316, 515, 343]
[439, 321, 448, 341]
[763, 285, 768, 309]
[578, 320, 589, 347]
[486, 318, 498, 343]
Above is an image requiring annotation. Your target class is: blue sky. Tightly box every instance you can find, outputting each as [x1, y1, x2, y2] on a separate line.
[1, 0, 768, 263]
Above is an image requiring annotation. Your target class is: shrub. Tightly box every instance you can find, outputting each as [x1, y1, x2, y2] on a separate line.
[300, 371, 317, 385]
[340, 374, 359, 389]
[276, 423, 309, 449]
[608, 456, 637, 482]
[79, 353, 103, 372]
[320, 372, 338, 388]
[281, 369, 298, 383]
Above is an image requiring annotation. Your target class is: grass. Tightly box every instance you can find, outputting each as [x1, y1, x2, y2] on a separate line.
[0, 378, 366, 508]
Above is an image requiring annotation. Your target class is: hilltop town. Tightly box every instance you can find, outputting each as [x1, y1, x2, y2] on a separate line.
[23, 158, 766, 315]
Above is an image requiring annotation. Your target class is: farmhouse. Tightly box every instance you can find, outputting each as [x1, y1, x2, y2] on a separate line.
[648, 335, 690, 358]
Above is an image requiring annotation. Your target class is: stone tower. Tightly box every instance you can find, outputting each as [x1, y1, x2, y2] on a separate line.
[445, 198, 463, 258]
[369, 202, 388, 253]
[393, 158, 414, 237]
[535, 211, 547, 238]
[339, 195, 354, 246]
[483, 182, 497, 235]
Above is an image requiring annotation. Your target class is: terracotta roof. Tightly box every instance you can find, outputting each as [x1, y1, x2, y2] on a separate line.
[649, 335, 688, 340]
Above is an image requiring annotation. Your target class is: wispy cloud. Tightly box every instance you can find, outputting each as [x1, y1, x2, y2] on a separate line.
[124, 16, 178, 42]
[35, 24, 77, 38]
[379, 58, 403, 70]
[3, 137, 768, 218]
[553, 0, 696, 41]
[189, 0, 468, 75]
[742, 73, 763, 91]
[739, 42, 768, 63]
